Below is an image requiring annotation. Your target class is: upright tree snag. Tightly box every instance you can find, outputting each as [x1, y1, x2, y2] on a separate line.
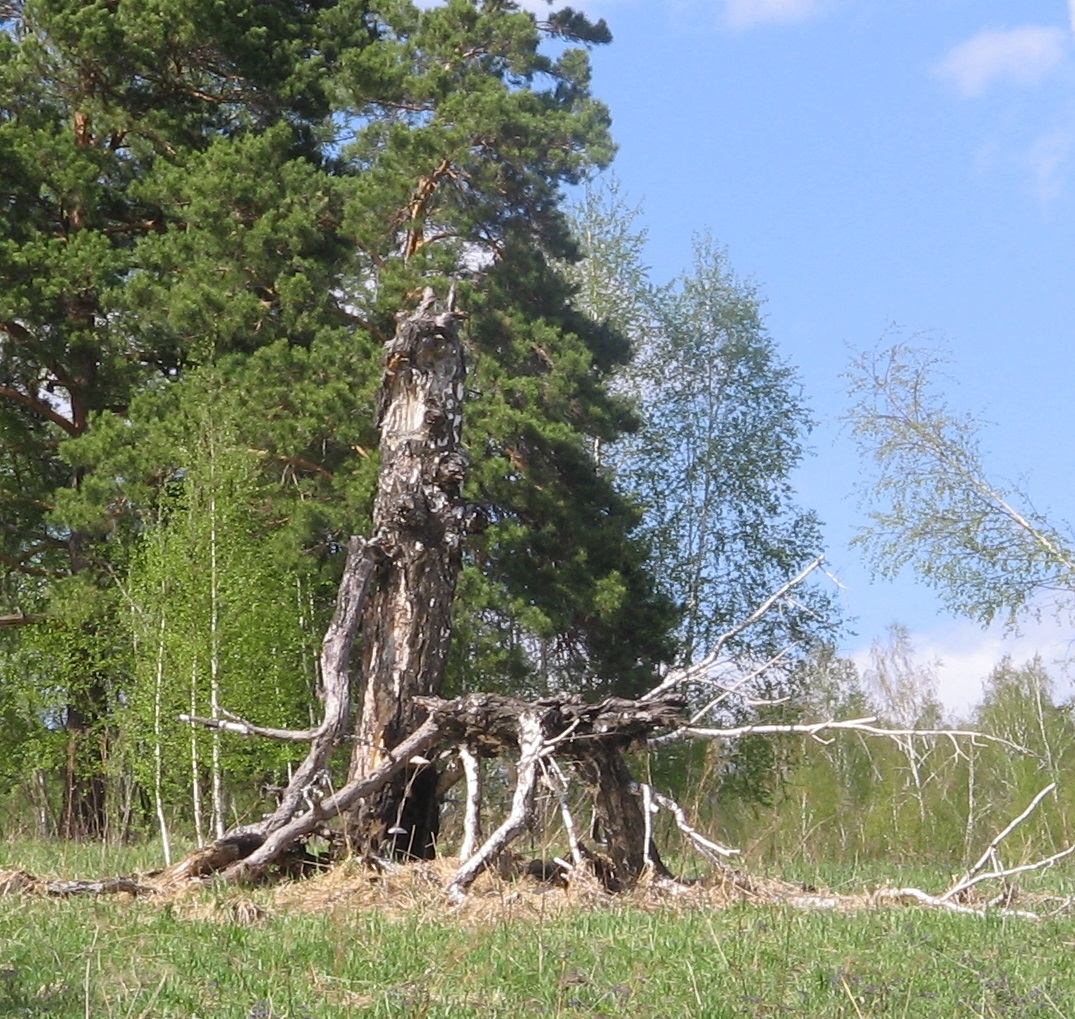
[347, 288, 470, 858]
[169, 549, 1054, 910]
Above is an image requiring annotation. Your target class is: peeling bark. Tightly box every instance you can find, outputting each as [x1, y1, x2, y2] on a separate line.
[347, 289, 470, 858]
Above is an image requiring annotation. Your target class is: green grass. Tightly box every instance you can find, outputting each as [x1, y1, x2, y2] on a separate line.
[3, 895, 1073, 1018]
[2, 843, 1074, 1018]
[0, 836, 182, 879]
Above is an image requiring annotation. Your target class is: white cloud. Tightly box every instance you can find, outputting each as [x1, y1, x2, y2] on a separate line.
[851, 616, 1075, 719]
[722, 0, 825, 29]
[1025, 127, 1075, 202]
[936, 26, 1068, 98]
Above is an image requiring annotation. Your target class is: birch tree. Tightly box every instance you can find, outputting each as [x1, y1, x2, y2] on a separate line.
[123, 376, 312, 844]
[847, 340, 1075, 626]
[566, 185, 834, 667]
[1, 0, 675, 840]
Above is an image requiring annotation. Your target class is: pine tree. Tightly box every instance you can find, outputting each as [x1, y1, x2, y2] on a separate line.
[1, 1, 676, 836]
[0, 0, 355, 834]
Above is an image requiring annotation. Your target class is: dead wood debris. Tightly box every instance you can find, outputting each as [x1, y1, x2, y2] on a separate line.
[0, 869, 153, 897]
[2, 850, 1071, 924]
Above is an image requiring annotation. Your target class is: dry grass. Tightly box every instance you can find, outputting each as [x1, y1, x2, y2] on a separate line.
[2, 852, 1069, 928]
[0, 853, 818, 922]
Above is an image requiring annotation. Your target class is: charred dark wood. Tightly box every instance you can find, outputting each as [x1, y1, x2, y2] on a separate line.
[440, 693, 684, 896]
[160, 832, 267, 881]
[525, 858, 569, 885]
[574, 745, 672, 891]
[163, 715, 446, 884]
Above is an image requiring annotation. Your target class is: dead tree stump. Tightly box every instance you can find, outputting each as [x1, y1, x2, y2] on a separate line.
[347, 289, 470, 858]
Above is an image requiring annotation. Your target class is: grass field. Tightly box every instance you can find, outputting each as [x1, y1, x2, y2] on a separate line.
[1, 841, 1073, 1018]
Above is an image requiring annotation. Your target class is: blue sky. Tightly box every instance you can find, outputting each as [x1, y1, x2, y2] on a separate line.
[545, 0, 1075, 711]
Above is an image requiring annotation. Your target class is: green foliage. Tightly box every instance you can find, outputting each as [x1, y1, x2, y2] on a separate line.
[747, 633, 1075, 870]
[566, 183, 834, 666]
[1, 0, 679, 833]
[847, 339, 1075, 626]
[453, 248, 677, 696]
[560, 182, 837, 803]
[861, 624, 944, 729]
[121, 380, 316, 822]
[964, 656, 1075, 851]
[1, 0, 366, 833]
[0, 633, 67, 795]
[762, 633, 972, 865]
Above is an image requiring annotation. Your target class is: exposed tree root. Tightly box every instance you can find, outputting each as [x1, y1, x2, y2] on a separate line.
[22, 537, 1063, 917]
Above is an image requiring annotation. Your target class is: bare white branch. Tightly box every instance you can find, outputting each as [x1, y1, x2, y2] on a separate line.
[860, 785, 1075, 920]
[542, 758, 586, 870]
[872, 886, 1042, 920]
[641, 784, 740, 861]
[178, 711, 319, 742]
[641, 782, 657, 874]
[458, 744, 483, 862]
[686, 644, 800, 723]
[949, 844, 1075, 901]
[446, 711, 545, 902]
[681, 719, 1030, 754]
[642, 556, 825, 703]
[942, 783, 1061, 901]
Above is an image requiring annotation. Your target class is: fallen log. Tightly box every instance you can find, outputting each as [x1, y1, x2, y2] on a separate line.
[0, 868, 152, 897]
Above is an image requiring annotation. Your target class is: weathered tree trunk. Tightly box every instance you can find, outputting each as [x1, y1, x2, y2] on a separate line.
[347, 289, 469, 858]
[62, 675, 108, 841]
[575, 746, 668, 890]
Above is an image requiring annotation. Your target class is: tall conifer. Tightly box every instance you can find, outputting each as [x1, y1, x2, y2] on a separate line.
[1, 1, 676, 834]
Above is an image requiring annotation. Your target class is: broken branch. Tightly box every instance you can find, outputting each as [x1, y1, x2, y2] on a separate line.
[446, 710, 545, 902]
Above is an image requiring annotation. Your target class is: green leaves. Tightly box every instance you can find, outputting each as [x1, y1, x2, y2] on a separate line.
[0, 0, 673, 825]
[117, 126, 351, 363]
[123, 379, 316, 810]
[452, 243, 676, 697]
[566, 183, 833, 667]
[847, 339, 1075, 627]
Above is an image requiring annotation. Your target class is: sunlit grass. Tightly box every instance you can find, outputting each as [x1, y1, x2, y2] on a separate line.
[0, 836, 186, 878]
[2, 842, 1074, 1018]
[3, 895, 1073, 1017]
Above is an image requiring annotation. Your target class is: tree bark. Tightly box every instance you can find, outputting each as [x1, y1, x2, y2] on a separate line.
[347, 289, 469, 858]
[62, 676, 108, 841]
[575, 746, 660, 890]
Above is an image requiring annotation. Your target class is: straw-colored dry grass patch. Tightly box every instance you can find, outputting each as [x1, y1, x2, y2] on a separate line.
[6, 845, 1073, 933]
